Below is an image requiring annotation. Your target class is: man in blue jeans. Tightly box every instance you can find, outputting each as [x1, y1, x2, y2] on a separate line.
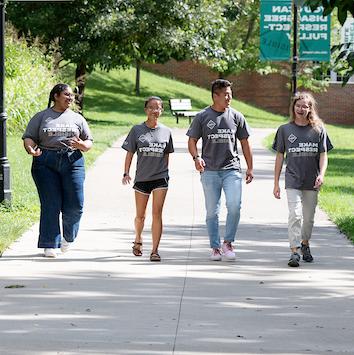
[187, 79, 253, 261]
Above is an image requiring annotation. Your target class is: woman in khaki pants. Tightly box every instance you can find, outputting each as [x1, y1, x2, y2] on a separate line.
[272, 92, 333, 267]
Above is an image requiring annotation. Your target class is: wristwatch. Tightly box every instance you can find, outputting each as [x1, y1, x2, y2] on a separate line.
[123, 172, 129, 177]
[193, 155, 200, 161]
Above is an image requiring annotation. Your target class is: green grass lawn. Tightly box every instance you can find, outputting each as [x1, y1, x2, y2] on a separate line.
[1, 67, 353, 253]
[320, 125, 354, 240]
[84, 67, 286, 129]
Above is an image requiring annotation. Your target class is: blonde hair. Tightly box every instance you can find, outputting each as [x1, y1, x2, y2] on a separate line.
[290, 92, 323, 131]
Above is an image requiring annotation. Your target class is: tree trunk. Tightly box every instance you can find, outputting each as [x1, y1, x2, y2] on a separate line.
[135, 60, 141, 96]
[242, 15, 256, 50]
[74, 62, 86, 114]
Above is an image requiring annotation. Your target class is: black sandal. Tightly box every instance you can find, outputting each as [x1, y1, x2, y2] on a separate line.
[132, 241, 143, 256]
[150, 252, 161, 262]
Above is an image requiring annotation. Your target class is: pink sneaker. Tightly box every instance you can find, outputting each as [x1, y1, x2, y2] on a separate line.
[222, 241, 235, 261]
[210, 248, 222, 261]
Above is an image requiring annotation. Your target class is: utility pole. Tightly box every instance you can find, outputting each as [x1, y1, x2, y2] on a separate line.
[0, 1, 11, 203]
[291, 1, 299, 96]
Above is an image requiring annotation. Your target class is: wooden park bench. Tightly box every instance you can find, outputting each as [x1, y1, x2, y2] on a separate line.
[169, 98, 199, 124]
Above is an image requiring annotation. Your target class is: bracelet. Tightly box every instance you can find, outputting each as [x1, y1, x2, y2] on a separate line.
[193, 155, 200, 161]
[123, 172, 129, 177]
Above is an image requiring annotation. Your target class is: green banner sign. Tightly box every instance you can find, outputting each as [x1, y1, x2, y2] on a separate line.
[299, 6, 331, 61]
[260, 0, 331, 62]
[260, 0, 291, 61]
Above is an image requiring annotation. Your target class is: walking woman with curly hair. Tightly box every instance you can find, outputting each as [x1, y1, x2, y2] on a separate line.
[272, 92, 333, 267]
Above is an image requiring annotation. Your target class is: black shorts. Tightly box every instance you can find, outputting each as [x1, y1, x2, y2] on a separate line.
[133, 178, 169, 195]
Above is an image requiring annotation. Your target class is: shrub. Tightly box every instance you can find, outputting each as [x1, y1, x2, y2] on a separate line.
[5, 28, 58, 134]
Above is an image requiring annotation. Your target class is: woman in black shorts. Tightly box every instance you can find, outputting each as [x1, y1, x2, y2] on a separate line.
[122, 96, 174, 261]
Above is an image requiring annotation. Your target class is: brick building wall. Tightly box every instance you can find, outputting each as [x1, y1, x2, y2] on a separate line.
[314, 84, 354, 125]
[144, 60, 354, 125]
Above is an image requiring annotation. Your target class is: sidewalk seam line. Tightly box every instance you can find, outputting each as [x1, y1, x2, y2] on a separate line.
[172, 171, 195, 354]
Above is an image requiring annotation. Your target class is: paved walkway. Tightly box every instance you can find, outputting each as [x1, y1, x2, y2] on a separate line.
[1, 128, 353, 355]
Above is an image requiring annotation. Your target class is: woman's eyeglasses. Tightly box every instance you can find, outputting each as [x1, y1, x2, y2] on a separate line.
[146, 107, 163, 111]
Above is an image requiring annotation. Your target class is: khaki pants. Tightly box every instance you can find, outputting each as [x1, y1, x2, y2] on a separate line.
[286, 189, 318, 249]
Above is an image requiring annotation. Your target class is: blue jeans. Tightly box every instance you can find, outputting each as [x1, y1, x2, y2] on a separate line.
[31, 149, 85, 249]
[200, 170, 242, 248]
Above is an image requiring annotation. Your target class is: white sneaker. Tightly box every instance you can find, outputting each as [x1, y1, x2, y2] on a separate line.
[222, 241, 235, 261]
[210, 248, 222, 261]
[44, 248, 57, 258]
[60, 239, 71, 253]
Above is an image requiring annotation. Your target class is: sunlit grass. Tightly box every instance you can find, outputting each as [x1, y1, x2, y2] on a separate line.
[320, 125, 354, 241]
[84, 68, 286, 129]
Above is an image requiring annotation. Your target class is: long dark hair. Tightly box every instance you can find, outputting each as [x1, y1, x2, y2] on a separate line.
[47, 83, 70, 108]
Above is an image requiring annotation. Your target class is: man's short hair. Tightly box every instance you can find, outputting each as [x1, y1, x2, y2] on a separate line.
[211, 79, 232, 97]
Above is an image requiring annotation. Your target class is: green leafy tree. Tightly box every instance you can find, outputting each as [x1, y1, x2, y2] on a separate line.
[6, 0, 227, 104]
[305, 0, 354, 84]
[99, 0, 202, 95]
[305, 0, 354, 24]
[200, 0, 264, 77]
[95, 0, 227, 95]
[6, 0, 126, 110]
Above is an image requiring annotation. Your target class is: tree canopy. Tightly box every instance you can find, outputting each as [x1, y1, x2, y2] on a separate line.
[6, 0, 229, 103]
[199, 0, 264, 77]
[305, 0, 354, 84]
[306, 0, 354, 25]
[7, 0, 353, 103]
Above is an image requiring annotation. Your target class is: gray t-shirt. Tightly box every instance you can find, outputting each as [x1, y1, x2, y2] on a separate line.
[186, 106, 250, 171]
[22, 108, 93, 150]
[122, 122, 174, 182]
[272, 122, 333, 190]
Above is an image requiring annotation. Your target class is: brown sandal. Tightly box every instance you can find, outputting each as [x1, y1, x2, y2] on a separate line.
[132, 241, 143, 256]
[150, 252, 161, 262]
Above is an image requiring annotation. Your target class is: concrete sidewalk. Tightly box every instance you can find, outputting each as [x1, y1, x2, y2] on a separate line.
[1, 128, 353, 355]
